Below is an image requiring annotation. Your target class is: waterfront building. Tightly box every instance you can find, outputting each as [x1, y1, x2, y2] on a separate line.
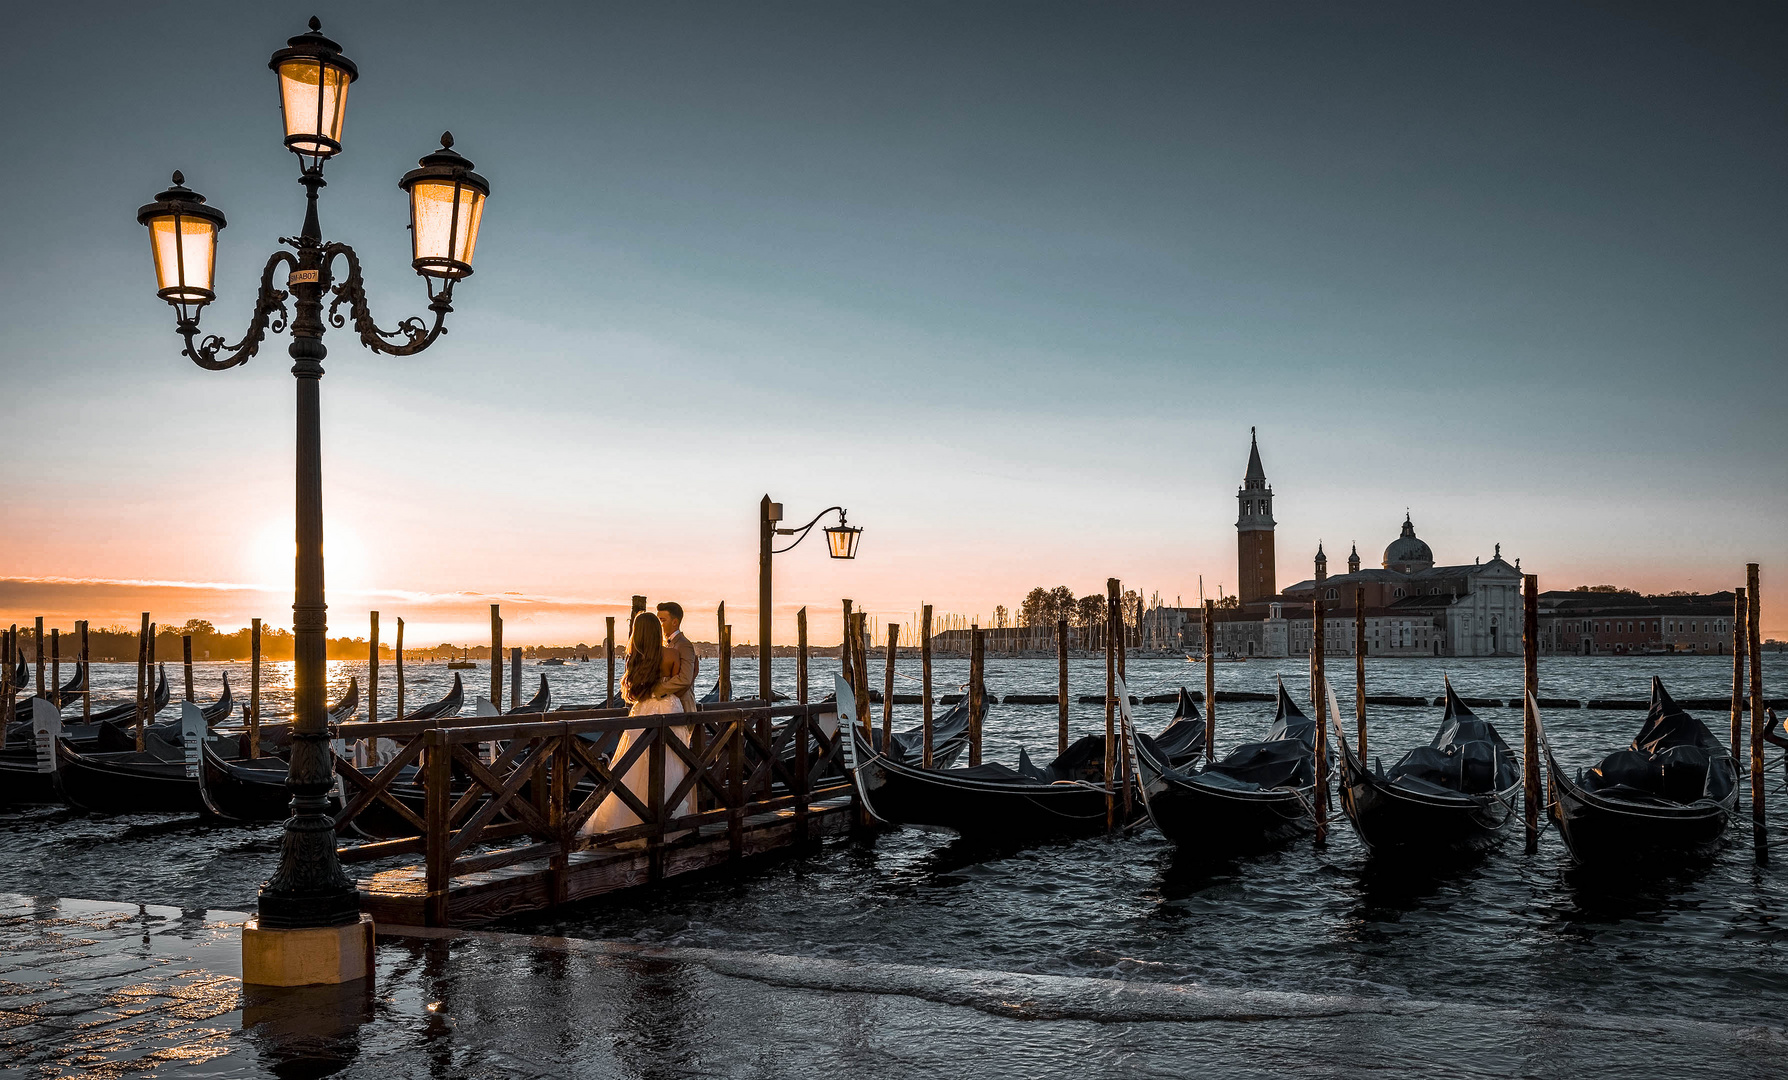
[1536, 591, 1737, 655]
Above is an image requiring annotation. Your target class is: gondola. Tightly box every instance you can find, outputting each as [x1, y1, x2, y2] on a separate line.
[7, 661, 90, 722]
[402, 672, 464, 722]
[1132, 678, 1318, 855]
[196, 681, 363, 822]
[106, 674, 236, 750]
[841, 682, 1203, 840]
[699, 685, 790, 706]
[1, 667, 177, 802]
[509, 674, 552, 714]
[7, 664, 87, 722]
[1539, 678, 1737, 864]
[1334, 680, 1521, 855]
[53, 705, 214, 815]
[59, 665, 173, 729]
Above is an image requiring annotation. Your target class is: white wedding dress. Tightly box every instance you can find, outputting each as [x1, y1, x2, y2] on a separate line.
[583, 693, 695, 836]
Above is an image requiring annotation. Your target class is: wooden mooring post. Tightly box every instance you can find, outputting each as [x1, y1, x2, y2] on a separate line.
[1204, 600, 1216, 763]
[882, 623, 899, 752]
[1747, 564, 1764, 849]
[840, 600, 855, 696]
[249, 618, 262, 758]
[1732, 589, 1747, 769]
[853, 612, 871, 742]
[719, 624, 733, 702]
[369, 611, 380, 724]
[605, 616, 616, 706]
[921, 604, 934, 767]
[795, 607, 808, 703]
[510, 647, 522, 710]
[0, 628, 11, 738]
[716, 601, 729, 701]
[1354, 586, 1367, 759]
[182, 635, 194, 703]
[394, 617, 405, 726]
[1056, 616, 1069, 755]
[34, 617, 43, 698]
[1523, 574, 1540, 846]
[490, 605, 503, 711]
[134, 613, 149, 751]
[50, 629, 59, 708]
[1103, 579, 1120, 829]
[968, 625, 984, 767]
[79, 621, 90, 723]
[1312, 591, 1328, 844]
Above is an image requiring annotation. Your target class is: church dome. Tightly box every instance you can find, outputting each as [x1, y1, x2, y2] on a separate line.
[1383, 513, 1433, 572]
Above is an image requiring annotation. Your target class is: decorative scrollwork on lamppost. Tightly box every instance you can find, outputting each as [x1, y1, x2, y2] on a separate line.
[759, 499, 862, 702]
[135, 18, 491, 937]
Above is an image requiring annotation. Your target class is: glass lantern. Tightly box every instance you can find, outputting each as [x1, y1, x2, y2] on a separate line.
[268, 17, 358, 167]
[136, 173, 227, 314]
[399, 133, 490, 281]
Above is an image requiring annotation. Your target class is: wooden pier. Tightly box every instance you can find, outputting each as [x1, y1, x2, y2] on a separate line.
[329, 701, 852, 927]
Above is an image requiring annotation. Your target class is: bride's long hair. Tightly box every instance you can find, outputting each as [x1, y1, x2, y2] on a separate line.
[623, 611, 665, 704]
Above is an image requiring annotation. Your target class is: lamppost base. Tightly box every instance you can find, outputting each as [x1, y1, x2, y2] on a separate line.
[242, 914, 375, 987]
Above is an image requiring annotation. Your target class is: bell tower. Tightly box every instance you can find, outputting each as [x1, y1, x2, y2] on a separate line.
[1236, 428, 1277, 604]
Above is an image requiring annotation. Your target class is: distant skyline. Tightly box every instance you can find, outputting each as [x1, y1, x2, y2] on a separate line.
[3, 2, 1785, 643]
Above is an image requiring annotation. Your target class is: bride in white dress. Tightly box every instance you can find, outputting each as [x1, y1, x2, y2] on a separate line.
[583, 611, 695, 836]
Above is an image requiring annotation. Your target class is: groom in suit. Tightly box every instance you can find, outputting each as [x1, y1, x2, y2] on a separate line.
[656, 602, 698, 712]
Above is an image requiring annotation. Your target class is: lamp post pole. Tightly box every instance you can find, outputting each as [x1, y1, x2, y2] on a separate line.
[760, 497, 776, 704]
[256, 185, 359, 930]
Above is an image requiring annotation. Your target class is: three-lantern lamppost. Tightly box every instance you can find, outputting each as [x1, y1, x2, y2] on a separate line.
[136, 18, 489, 952]
[759, 498, 861, 702]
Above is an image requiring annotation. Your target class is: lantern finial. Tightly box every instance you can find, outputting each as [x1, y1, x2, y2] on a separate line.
[441, 131, 454, 149]
[172, 170, 184, 186]
[309, 15, 321, 31]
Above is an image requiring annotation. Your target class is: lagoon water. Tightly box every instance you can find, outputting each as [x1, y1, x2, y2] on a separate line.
[4, 653, 1786, 1074]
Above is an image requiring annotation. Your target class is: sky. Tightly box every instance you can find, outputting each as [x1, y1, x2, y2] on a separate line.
[2, 1, 1786, 645]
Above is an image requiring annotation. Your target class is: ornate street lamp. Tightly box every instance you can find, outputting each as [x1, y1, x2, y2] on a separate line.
[136, 18, 490, 967]
[759, 498, 861, 702]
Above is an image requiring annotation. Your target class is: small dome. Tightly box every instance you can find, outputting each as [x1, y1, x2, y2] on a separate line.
[1383, 513, 1433, 571]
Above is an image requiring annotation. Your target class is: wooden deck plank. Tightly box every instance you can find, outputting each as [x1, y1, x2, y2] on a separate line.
[360, 797, 854, 927]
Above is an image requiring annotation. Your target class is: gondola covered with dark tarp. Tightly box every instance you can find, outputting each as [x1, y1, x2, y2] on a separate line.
[844, 684, 1205, 840]
[1336, 679, 1521, 854]
[1134, 678, 1317, 854]
[1540, 677, 1737, 864]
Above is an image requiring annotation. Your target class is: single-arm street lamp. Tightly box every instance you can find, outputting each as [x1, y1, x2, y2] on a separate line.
[759, 497, 861, 702]
[136, 18, 489, 971]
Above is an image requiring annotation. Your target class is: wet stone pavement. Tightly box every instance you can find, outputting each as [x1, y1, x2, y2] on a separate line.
[2, 893, 1787, 1079]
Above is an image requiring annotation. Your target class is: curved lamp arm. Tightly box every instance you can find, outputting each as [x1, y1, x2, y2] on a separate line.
[323, 243, 453, 356]
[773, 506, 847, 554]
[178, 251, 296, 370]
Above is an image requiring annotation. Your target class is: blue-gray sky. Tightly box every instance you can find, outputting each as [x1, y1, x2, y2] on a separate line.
[3, 2, 1785, 641]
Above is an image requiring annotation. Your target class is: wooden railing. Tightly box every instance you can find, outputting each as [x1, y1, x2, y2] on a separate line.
[330, 702, 847, 924]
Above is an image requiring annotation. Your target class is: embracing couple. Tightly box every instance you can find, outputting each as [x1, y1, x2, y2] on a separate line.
[624, 602, 697, 715]
[584, 602, 697, 835]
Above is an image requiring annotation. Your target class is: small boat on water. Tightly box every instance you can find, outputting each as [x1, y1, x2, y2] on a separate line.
[401, 672, 465, 722]
[1334, 680, 1521, 855]
[447, 648, 476, 670]
[538, 657, 566, 667]
[0, 667, 177, 805]
[841, 684, 1204, 841]
[1133, 678, 1319, 856]
[198, 682, 362, 823]
[7, 665, 88, 722]
[1540, 677, 1737, 864]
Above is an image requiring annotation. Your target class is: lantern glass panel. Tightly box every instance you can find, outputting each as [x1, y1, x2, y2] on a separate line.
[148, 214, 218, 302]
[409, 179, 486, 276]
[826, 526, 860, 560]
[277, 58, 350, 156]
